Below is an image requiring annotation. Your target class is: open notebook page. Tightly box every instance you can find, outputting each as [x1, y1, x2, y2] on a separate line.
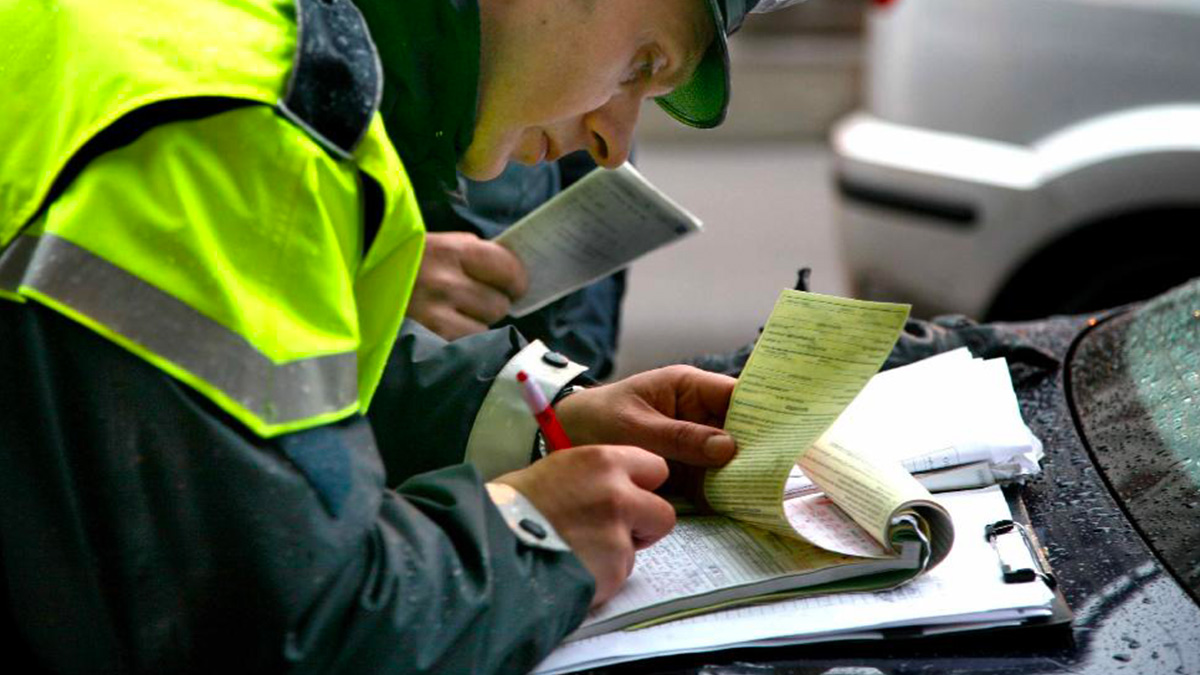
[534, 487, 1054, 675]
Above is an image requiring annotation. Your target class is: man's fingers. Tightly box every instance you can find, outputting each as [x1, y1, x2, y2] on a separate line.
[447, 279, 513, 325]
[679, 368, 738, 423]
[627, 490, 676, 550]
[659, 461, 712, 512]
[424, 310, 489, 342]
[607, 445, 670, 491]
[642, 419, 737, 468]
[597, 447, 675, 549]
[461, 239, 529, 300]
[409, 232, 517, 338]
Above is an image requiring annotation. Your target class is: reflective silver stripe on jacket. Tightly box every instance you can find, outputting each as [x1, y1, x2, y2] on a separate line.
[0, 233, 358, 428]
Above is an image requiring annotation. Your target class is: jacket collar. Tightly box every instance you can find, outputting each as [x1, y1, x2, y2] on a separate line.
[354, 0, 481, 203]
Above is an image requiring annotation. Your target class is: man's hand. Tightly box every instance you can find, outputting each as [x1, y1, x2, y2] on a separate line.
[553, 366, 737, 509]
[494, 446, 675, 606]
[555, 365, 738, 468]
[407, 232, 529, 340]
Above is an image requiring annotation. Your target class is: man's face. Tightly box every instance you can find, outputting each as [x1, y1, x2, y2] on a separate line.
[461, 0, 715, 180]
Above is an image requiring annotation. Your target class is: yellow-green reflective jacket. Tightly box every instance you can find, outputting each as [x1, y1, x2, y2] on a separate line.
[0, 0, 425, 437]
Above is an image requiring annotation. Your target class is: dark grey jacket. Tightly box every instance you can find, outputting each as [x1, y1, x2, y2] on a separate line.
[0, 305, 594, 673]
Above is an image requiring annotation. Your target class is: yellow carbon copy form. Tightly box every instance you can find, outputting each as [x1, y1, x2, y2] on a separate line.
[703, 289, 911, 537]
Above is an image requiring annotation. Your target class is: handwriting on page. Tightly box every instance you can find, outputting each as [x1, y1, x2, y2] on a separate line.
[582, 516, 860, 630]
[783, 493, 890, 558]
[704, 290, 909, 537]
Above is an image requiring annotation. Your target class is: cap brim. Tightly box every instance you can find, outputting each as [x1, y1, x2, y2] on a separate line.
[654, 0, 731, 129]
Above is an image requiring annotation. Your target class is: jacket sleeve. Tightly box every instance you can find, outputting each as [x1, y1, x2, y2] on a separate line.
[0, 302, 594, 674]
[367, 320, 588, 486]
[367, 319, 530, 483]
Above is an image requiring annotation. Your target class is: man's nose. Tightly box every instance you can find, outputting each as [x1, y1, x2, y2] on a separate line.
[583, 95, 641, 169]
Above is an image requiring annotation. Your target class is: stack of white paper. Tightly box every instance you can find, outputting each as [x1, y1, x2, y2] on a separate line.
[534, 487, 1055, 674]
[788, 348, 1044, 494]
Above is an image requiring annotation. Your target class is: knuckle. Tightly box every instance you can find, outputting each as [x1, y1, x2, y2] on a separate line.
[650, 453, 669, 472]
[507, 256, 529, 285]
[463, 237, 495, 262]
[657, 497, 677, 530]
[671, 422, 694, 452]
[593, 487, 627, 521]
[421, 266, 456, 290]
[438, 234, 471, 260]
[652, 455, 671, 483]
[611, 405, 640, 434]
[583, 445, 622, 473]
[484, 293, 510, 321]
[433, 232, 465, 253]
[511, 267, 530, 294]
[429, 283, 455, 301]
[661, 364, 691, 378]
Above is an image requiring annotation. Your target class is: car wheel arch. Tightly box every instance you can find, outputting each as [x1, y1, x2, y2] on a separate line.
[984, 205, 1200, 321]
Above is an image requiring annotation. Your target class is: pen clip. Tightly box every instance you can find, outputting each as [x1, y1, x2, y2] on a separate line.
[984, 519, 1057, 589]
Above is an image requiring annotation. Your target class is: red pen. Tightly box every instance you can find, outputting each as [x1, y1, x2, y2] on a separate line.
[516, 370, 573, 452]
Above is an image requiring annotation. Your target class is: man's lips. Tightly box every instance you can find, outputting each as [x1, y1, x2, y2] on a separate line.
[517, 131, 564, 165]
[543, 133, 562, 162]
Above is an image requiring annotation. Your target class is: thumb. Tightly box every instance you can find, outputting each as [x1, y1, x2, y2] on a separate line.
[639, 418, 737, 467]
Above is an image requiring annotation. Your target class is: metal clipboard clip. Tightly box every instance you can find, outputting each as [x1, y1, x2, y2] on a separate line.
[984, 519, 1058, 590]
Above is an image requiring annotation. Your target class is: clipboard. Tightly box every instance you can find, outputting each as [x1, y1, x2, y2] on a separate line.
[986, 519, 1057, 587]
[876, 490, 1072, 643]
[991, 489, 1074, 630]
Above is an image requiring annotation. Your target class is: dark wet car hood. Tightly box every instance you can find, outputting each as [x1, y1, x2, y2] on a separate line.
[600, 289, 1200, 674]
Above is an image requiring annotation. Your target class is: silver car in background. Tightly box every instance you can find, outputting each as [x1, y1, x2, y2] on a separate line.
[832, 0, 1200, 320]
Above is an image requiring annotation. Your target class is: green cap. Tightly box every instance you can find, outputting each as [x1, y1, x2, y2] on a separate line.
[656, 0, 805, 129]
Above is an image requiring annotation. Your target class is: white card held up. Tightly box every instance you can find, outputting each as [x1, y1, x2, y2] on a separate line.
[494, 162, 702, 317]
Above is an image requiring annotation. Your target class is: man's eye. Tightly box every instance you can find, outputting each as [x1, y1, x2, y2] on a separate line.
[623, 53, 662, 86]
[623, 61, 653, 85]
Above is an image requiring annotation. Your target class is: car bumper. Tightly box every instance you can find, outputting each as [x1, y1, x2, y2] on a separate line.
[832, 108, 1200, 319]
[831, 112, 1052, 319]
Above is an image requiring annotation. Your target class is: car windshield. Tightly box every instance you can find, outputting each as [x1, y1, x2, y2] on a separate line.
[1068, 279, 1200, 601]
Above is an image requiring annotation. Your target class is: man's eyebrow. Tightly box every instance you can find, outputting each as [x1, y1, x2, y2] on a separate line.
[660, 40, 706, 91]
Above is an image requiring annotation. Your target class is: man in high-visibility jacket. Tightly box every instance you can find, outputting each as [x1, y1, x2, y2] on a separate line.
[0, 0, 800, 671]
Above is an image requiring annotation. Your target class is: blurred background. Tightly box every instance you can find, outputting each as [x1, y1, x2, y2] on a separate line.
[616, 0, 1200, 379]
[616, 0, 868, 377]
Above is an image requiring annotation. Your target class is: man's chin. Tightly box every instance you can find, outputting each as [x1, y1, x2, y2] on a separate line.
[453, 139, 516, 181]
[456, 162, 502, 182]
[457, 146, 508, 182]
